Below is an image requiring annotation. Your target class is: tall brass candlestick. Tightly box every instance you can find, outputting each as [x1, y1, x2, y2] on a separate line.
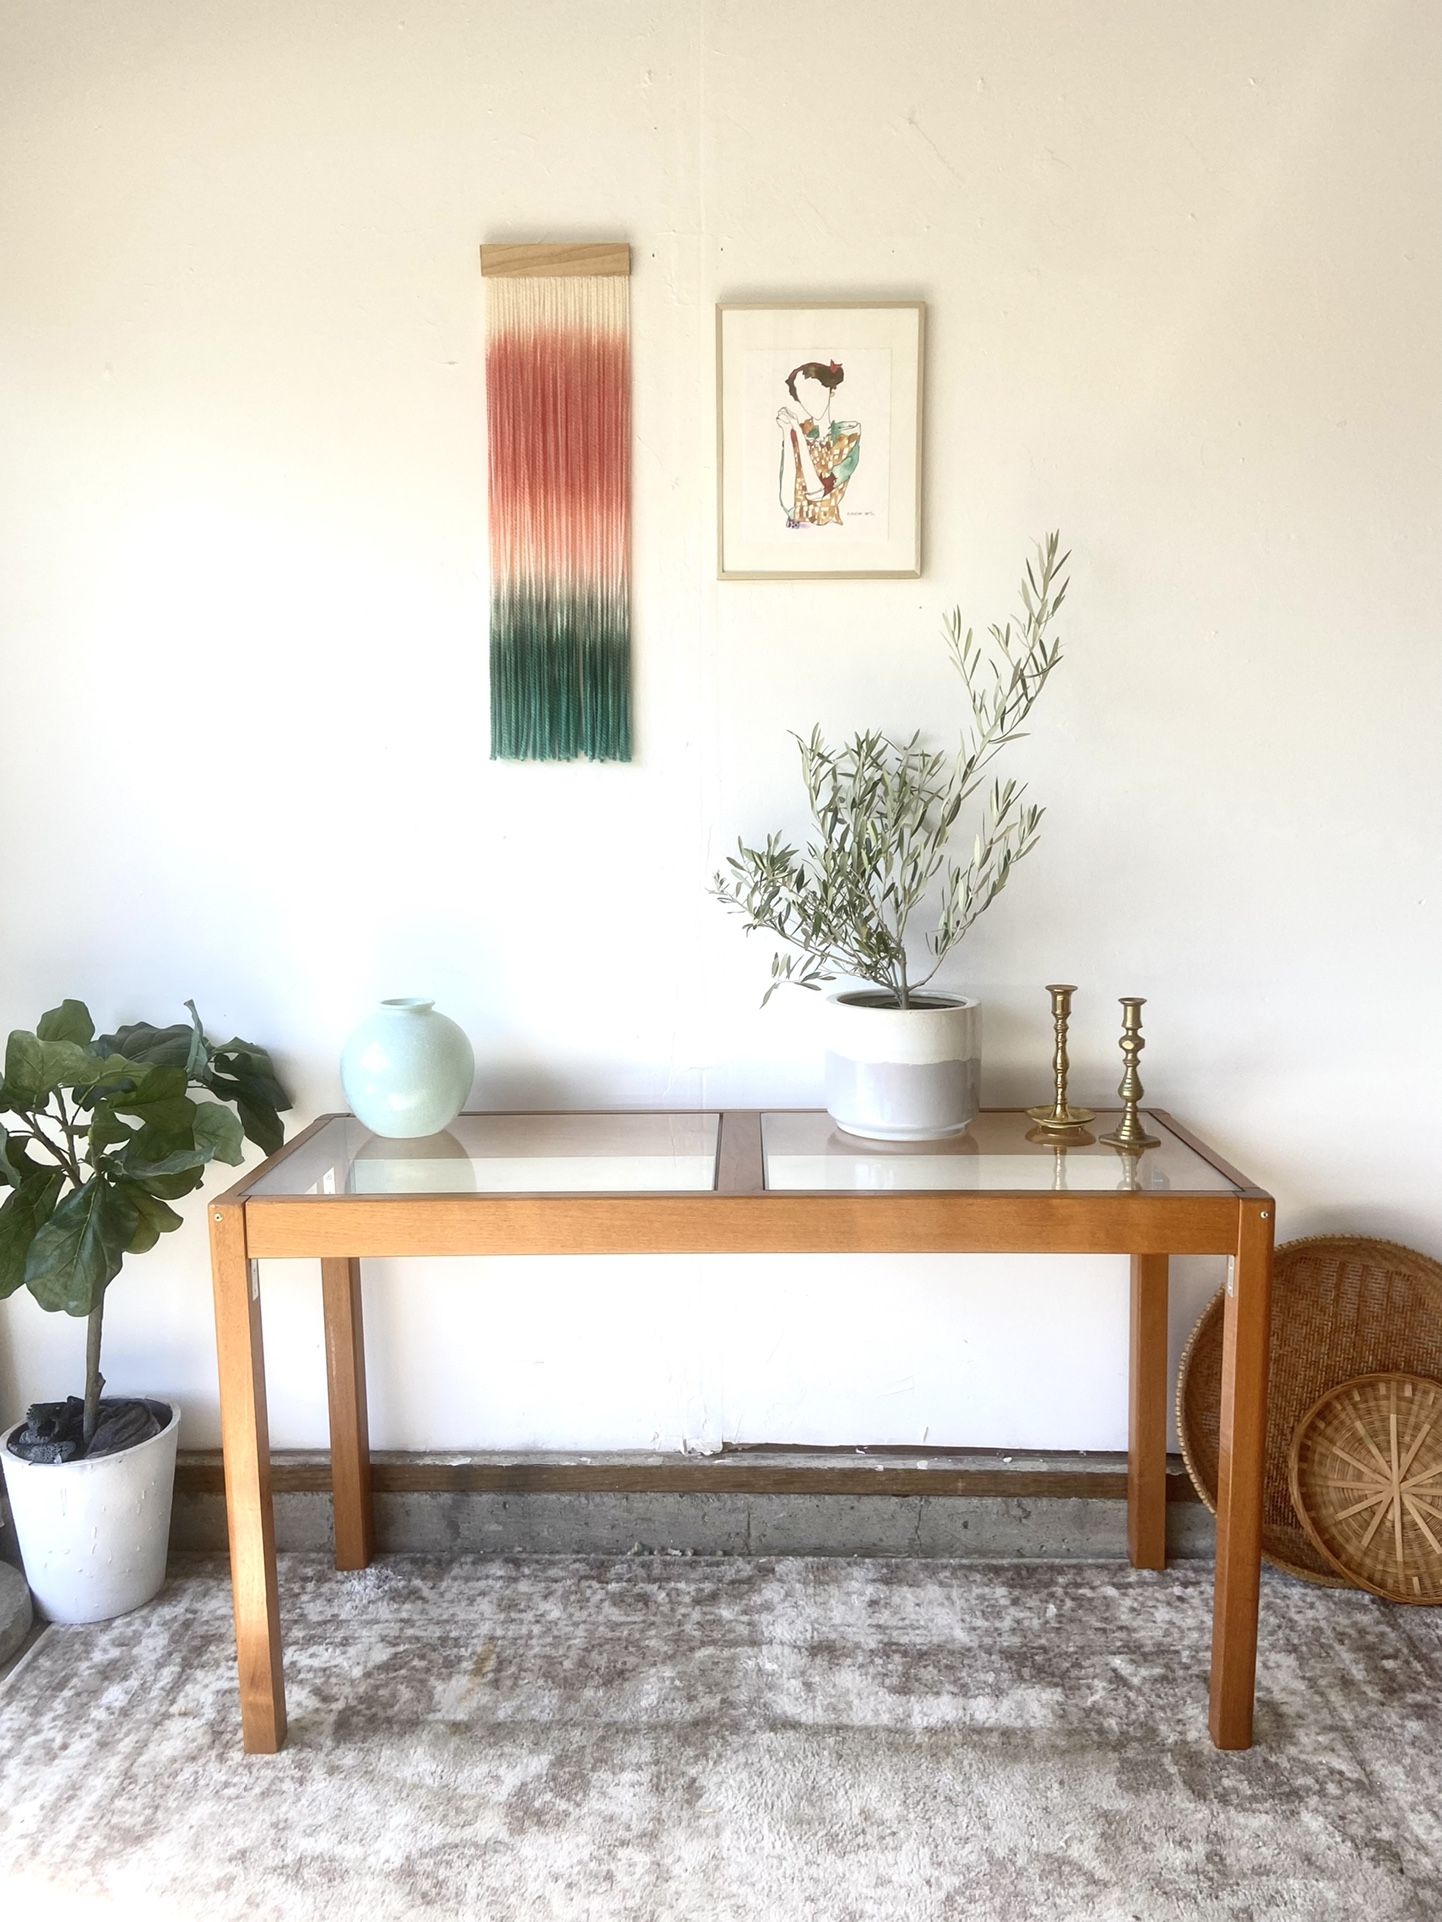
[1026, 984, 1095, 1129]
[1099, 997, 1161, 1150]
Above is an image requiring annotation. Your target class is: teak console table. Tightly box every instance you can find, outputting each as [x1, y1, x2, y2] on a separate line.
[208, 1108, 1274, 1754]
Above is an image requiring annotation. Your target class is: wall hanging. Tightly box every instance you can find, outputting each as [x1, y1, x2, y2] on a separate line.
[481, 242, 632, 761]
[716, 301, 924, 580]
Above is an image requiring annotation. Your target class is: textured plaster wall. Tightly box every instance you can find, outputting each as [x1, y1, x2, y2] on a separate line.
[2, 1, 1439, 1453]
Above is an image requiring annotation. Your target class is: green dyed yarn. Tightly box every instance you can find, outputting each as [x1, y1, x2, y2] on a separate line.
[489, 584, 631, 763]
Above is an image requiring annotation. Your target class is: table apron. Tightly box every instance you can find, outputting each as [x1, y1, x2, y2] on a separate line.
[240, 1193, 1246, 1259]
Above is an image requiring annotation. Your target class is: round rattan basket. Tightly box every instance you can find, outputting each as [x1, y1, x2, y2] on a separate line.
[1289, 1372, 1442, 1605]
[1177, 1236, 1442, 1585]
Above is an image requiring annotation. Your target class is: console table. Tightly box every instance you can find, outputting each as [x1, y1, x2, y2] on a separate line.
[208, 1108, 1273, 1754]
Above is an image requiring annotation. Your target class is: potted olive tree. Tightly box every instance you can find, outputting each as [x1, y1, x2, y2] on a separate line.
[714, 533, 1070, 1141]
[0, 999, 288, 1621]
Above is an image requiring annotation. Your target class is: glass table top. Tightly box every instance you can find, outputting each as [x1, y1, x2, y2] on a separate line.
[248, 1113, 722, 1197]
[760, 1111, 1240, 1194]
[245, 1110, 1243, 1200]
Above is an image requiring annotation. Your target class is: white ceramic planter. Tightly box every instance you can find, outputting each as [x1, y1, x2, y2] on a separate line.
[824, 991, 981, 1141]
[1, 1401, 179, 1624]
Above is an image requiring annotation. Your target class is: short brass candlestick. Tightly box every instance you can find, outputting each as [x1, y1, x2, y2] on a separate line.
[1026, 984, 1095, 1130]
[1099, 997, 1161, 1150]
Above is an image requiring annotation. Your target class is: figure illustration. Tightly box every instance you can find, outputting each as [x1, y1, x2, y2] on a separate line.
[776, 360, 861, 528]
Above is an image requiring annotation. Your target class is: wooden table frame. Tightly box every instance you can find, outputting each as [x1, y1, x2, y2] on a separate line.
[207, 1108, 1274, 1755]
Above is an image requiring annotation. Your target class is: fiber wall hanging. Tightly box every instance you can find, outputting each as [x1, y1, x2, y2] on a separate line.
[481, 242, 632, 762]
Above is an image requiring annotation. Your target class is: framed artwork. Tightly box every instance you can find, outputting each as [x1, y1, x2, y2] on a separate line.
[716, 301, 924, 580]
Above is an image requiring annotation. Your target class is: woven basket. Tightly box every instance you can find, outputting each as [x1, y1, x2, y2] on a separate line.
[1289, 1373, 1442, 1604]
[1177, 1236, 1442, 1585]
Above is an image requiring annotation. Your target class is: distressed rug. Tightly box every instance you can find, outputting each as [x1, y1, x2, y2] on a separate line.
[2, 1554, 1440, 1921]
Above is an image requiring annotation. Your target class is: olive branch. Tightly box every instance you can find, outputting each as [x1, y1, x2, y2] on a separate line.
[713, 532, 1070, 1009]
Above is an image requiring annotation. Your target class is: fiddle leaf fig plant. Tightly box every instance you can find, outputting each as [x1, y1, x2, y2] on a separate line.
[713, 532, 1070, 1009]
[0, 999, 289, 1452]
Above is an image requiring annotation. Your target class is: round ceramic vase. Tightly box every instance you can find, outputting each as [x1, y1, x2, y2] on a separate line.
[824, 991, 981, 1141]
[2, 1401, 179, 1623]
[340, 998, 475, 1139]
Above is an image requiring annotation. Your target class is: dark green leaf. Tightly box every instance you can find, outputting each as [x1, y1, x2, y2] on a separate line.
[83, 1100, 137, 1158]
[130, 1166, 207, 1202]
[3, 1032, 102, 1102]
[192, 1101, 244, 1166]
[3, 1032, 45, 1105]
[181, 1000, 211, 1078]
[209, 1045, 291, 1114]
[92, 1021, 194, 1071]
[207, 1070, 285, 1154]
[36, 1000, 95, 1048]
[114, 1106, 203, 1179]
[0, 1132, 40, 1188]
[236, 1093, 284, 1157]
[0, 1169, 65, 1298]
[109, 1066, 189, 1112]
[214, 1045, 290, 1107]
[23, 1176, 139, 1316]
[118, 1142, 209, 1181]
[116, 1181, 184, 1254]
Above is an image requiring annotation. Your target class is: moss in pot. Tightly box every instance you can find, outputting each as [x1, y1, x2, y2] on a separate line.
[0, 999, 288, 1620]
[713, 533, 1070, 1141]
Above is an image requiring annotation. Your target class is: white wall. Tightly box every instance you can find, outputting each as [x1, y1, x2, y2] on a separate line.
[2, 1, 1439, 1455]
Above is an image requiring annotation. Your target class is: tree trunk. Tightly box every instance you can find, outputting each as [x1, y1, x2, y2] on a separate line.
[82, 1298, 105, 1452]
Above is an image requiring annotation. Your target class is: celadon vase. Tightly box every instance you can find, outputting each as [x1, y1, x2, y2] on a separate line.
[340, 998, 475, 1139]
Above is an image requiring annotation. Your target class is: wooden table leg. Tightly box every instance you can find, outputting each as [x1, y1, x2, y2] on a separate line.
[321, 1256, 374, 1571]
[1209, 1199, 1274, 1749]
[1128, 1254, 1169, 1571]
[209, 1204, 286, 1754]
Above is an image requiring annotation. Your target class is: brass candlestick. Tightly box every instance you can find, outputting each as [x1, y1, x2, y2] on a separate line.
[1027, 984, 1095, 1129]
[1099, 997, 1161, 1150]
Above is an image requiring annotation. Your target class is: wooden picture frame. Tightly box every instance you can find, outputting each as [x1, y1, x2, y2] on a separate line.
[716, 301, 925, 580]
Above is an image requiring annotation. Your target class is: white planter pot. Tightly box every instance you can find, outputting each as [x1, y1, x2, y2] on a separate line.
[824, 991, 981, 1141]
[1, 1401, 179, 1624]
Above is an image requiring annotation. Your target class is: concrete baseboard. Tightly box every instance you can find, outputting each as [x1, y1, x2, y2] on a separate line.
[169, 1448, 1215, 1560]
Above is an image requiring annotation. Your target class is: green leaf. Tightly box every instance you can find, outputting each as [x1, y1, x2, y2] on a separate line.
[36, 1000, 95, 1048]
[91, 1020, 194, 1071]
[118, 1114, 203, 1179]
[105, 1078, 201, 1170]
[207, 1069, 285, 1155]
[2, 1033, 46, 1105]
[23, 1175, 139, 1316]
[181, 1000, 211, 1078]
[84, 1100, 137, 1158]
[63, 1053, 158, 1111]
[109, 1065, 190, 1112]
[236, 1093, 284, 1157]
[116, 1181, 184, 1255]
[2, 1032, 102, 1103]
[0, 1132, 40, 1188]
[192, 1101, 244, 1166]
[211, 1040, 289, 1112]
[129, 1165, 208, 1202]
[118, 1141, 209, 1181]
[0, 1169, 65, 1298]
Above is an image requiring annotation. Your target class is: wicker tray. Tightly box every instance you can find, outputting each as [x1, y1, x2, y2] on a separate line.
[1177, 1236, 1442, 1585]
[1289, 1373, 1442, 1604]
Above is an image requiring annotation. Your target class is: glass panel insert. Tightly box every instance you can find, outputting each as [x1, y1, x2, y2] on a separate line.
[760, 1110, 1240, 1193]
[249, 1112, 721, 1198]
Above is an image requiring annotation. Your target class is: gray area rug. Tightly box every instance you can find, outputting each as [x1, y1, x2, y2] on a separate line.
[1, 1553, 1439, 1921]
